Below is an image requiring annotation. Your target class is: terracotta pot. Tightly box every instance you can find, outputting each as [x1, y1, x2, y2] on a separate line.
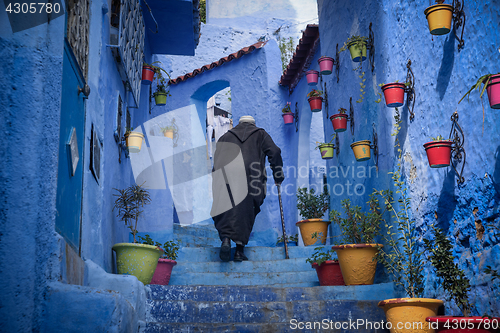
[125, 132, 144, 153]
[423, 140, 453, 168]
[382, 82, 406, 107]
[150, 258, 177, 285]
[311, 260, 345, 286]
[296, 219, 330, 246]
[308, 96, 323, 112]
[347, 41, 367, 62]
[332, 244, 381, 285]
[486, 74, 500, 109]
[318, 57, 334, 75]
[142, 65, 155, 85]
[282, 112, 294, 124]
[350, 140, 371, 161]
[426, 316, 500, 333]
[112, 243, 163, 285]
[330, 113, 348, 132]
[379, 298, 444, 333]
[319, 143, 334, 160]
[424, 4, 453, 35]
[306, 70, 319, 85]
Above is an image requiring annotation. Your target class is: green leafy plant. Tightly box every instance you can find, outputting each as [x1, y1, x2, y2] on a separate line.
[199, 0, 206, 23]
[459, 74, 498, 104]
[329, 193, 385, 244]
[124, 127, 134, 135]
[137, 234, 181, 260]
[296, 187, 329, 219]
[423, 225, 472, 316]
[340, 35, 369, 103]
[147, 62, 172, 98]
[113, 183, 152, 244]
[160, 125, 175, 133]
[315, 133, 336, 150]
[307, 89, 323, 98]
[282, 102, 292, 113]
[337, 107, 347, 114]
[276, 233, 298, 245]
[306, 246, 338, 266]
[430, 135, 447, 141]
[278, 36, 295, 72]
[485, 266, 500, 282]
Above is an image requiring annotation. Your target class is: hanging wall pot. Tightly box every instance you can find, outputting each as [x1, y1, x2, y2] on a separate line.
[330, 113, 348, 132]
[350, 140, 371, 161]
[348, 40, 367, 63]
[308, 97, 323, 112]
[154, 92, 168, 106]
[306, 70, 319, 85]
[486, 74, 500, 109]
[282, 112, 294, 124]
[381, 82, 406, 107]
[423, 140, 452, 168]
[319, 144, 335, 160]
[424, 3, 453, 35]
[142, 65, 155, 85]
[125, 132, 144, 153]
[318, 56, 334, 75]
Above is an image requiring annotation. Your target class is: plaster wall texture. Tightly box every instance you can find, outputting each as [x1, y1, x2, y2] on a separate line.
[316, 0, 500, 315]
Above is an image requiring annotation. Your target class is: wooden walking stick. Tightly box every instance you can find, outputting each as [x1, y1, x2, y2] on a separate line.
[277, 184, 289, 259]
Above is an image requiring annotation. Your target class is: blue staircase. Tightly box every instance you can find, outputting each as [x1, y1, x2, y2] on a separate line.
[144, 223, 393, 332]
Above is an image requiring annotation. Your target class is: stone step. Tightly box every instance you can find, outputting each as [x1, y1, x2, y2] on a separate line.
[176, 234, 220, 248]
[173, 223, 219, 239]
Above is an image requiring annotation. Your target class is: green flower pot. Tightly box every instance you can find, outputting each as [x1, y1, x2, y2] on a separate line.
[112, 243, 163, 285]
[348, 41, 367, 63]
[154, 92, 167, 106]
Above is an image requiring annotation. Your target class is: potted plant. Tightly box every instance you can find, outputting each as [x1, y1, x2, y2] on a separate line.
[306, 246, 344, 286]
[112, 183, 163, 285]
[296, 187, 330, 246]
[340, 35, 368, 63]
[307, 89, 323, 112]
[379, 81, 410, 107]
[423, 135, 453, 168]
[350, 140, 372, 161]
[330, 194, 385, 286]
[424, 0, 454, 36]
[142, 63, 155, 85]
[330, 107, 348, 132]
[459, 73, 500, 109]
[423, 226, 500, 332]
[306, 69, 319, 85]
[317, 56, 334, 75]
[160, 125, 175, 139]
[276, 234, 298, 247]
[124, 127, 144, 153]
[138, 234, 180, 286]
[282, 102, 294, 124]
[315, 134, 336, 160]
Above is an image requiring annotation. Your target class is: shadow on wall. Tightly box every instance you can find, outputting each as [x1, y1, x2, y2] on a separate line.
[492, 145, 500, 197]
[436, 32, 455, 100]
[436, 169, 457, 231]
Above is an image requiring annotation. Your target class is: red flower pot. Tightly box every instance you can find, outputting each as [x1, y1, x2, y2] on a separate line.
[381, 82, 406, 107]
[318, 56, 334, 75]
[423, 140, 453, 168]
[308, 96, 323, 112]
[426, 316, 500, 333]
[282, 112, 294, 124]
[306, 70, 319, 85]
[150, 258, 177, 285]
[311, 260, 345, 286]
[142, 65, 155, 85]
[486, 74, 500, 109]
[330, 113, 348, 132]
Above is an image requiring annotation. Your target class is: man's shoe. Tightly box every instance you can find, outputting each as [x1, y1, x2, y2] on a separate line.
[219, 238, 231, 262]
[233, 250, 248, 262]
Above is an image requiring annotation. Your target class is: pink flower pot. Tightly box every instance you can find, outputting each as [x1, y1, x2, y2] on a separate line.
[318, 56, 334, 75]
[282, 112, 294, 124]
[142, 66, 155, 85]
[150, 258, 177, 285]
[423, 140, 453, 168]
[486, 74, 500, 109]
[426, 316, 500, 333]
[308, 96, 323, 112]
[381, 82, 406, 107]
[330, 113, 348, 132]
[312, 261, 345, 286]
[306, 70, 319, 86]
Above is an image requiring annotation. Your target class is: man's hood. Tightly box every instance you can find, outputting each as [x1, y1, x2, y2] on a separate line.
[228, 122, 261, 143]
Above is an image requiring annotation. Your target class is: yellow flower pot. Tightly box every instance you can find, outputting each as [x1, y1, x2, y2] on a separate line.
[347, 41, 367, 63]
[332, 244, 381, 285]
[296, 219, 330, 246]
[378, 298, 444, 333]
[350, 140, 371, 161]
[163, 130, 174, 139]
[125, 132, 144, 153]
[112, 243, 163, 285]
[424, 4, 453, 35]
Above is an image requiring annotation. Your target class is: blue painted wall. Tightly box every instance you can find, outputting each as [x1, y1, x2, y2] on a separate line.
[316, 0, 500, 315]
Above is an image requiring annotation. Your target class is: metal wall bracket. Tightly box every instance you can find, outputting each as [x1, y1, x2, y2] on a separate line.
[349, 97, 355, 135]
[324, 84, 329, 119]
[405, 59, 416, 121]
[335, 134, 340, 156]
[367, 23, 375, 72]
[449, 111, 466, 184]
[334, 43, 340, 83]
[294, 102, 299, 132]
[452, 0, 466, 51]
[370, 125, 378, 168]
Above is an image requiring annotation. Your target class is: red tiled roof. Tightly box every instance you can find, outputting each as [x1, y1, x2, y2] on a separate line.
[169, 41, 268, 85]
[279, 24, 320, 93]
